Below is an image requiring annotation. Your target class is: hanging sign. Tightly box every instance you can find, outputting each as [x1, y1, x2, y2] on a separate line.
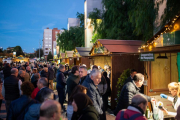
[140, 53, 154, 61]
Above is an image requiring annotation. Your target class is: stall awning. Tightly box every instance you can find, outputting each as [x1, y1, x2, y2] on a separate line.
[98, 39, 143, 53]
[76, 47, 91, 56]
[66, 51, 74, 58]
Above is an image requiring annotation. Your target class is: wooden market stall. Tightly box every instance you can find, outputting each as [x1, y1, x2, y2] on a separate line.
[139, 14, 180, 96]
[64, 51, 74, 67]
[90, 40, 144, 109]
[73, 47, 91, 68]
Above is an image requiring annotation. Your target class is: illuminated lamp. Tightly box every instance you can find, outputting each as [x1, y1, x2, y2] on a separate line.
[174, 24, 179, 30]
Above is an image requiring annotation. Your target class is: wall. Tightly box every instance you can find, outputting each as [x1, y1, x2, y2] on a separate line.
[81, 57, 90, 68]
[111, 55, 144, 109]
[84, 0, 103, 48]
[52, 28, 60, 56]
[146, 53, 179, 96]
[68, 18, 80, 30]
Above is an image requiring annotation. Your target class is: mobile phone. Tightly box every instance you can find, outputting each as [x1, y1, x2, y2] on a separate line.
[158, 106, 164, 110]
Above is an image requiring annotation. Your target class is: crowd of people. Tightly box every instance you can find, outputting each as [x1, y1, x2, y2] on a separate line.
[0, 61, 180, 120]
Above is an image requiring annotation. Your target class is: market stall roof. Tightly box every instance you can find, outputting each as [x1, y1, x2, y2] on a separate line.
[139, 13, 180, 52]
[65, 51, 74, 58]
[75, 47, 91, 56]
[90, 40, 143, 54]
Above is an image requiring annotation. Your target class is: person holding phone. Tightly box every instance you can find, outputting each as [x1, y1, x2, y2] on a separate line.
[160, 82, 180, 117]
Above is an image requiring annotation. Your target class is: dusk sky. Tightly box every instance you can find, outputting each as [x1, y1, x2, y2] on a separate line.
[0, 0, 84, 53]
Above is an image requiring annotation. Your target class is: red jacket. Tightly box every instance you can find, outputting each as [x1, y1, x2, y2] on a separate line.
[31, 87, 40, 99]
[115, 106, 147, 120]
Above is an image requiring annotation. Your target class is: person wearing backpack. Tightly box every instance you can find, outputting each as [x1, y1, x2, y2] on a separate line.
[115, 94, 148, 120]
[6, 82, 36, 120]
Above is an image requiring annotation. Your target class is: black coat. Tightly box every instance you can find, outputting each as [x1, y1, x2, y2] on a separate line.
[114, 80, 151, 115]
[66, 73, 80, 97]
[71, 105, 99, 120]
[4, 75, 20, 100]
[56, 70, 66, 88]
[3, 67, 11, 79]
[48, 67, 54, 80]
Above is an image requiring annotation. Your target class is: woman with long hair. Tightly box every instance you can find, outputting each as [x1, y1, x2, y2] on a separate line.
[71, 93, 99, 120]
[160, 82, 180, 116]
[67, 85, 87, 120]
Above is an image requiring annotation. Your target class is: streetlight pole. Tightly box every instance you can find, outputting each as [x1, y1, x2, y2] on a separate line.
[39, 39, 40, 60]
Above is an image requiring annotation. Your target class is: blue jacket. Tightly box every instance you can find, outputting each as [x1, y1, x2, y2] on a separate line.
[82, 75, 103, 114]
[24, 103, 41, 120]
[56, 70, 66, 88]
[7, 95, 36, 120]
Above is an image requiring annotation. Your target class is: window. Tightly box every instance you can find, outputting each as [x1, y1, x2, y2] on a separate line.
[45, 52, 48, 54]
[45, 48, 48, 50]
[45, 38, 48, 39]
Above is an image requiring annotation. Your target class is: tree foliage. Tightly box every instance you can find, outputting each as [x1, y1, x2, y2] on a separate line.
[13, 46, 24, 56]
[57, 12, 84, 52]
[35, 48, 44, 58]
[47, 52, 53, 61]
[158, 0, 180, 29]
[88, 0, 160, 42]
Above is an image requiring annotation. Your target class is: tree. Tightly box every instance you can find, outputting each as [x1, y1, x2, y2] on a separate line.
[47, 52, 53, 61]
[88, 0, 161, 42]
[29, 54, 35, 58]
[158, 0, 180, 30]
[57, 13, 85, 52]
[35, 48, 44, 58]
[128, 0, 158, 41]
[13, 46, 24, 56]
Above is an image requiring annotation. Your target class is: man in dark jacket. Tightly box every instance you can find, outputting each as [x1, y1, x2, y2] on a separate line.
[66, 66, 80, 98]
[82, 68, 106, 120]
[48, 65, 54, 90]
[114, 73, 153, 116]
[56, 64, 66, 111]
[123, 69, 137, 85]
[3, 63, 11, 79]
[2, 68, 21, 113]
[79, 66, 88, 85]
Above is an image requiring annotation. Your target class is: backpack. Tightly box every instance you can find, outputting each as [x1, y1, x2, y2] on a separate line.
[119, 110, 142, 120]
[16, 99, 37, 120]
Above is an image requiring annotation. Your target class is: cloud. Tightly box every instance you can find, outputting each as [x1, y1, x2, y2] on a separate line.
[42, 22, 56, 30]
[0, 21, 21, 30]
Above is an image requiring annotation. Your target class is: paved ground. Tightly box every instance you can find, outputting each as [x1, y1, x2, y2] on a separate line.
[0, 100, 115, 120]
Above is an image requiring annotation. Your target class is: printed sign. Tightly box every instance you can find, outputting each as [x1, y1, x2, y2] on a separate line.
[140, 53, 154, 61]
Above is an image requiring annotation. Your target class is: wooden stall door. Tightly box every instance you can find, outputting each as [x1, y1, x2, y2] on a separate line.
[147, 53, 179, 96]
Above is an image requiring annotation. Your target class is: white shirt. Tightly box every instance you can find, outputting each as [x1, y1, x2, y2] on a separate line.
[167, 96, 180, 117]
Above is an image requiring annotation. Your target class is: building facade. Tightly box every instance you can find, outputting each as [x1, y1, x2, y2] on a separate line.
[84, 0, 103, 48]
[43, 28, 53, 59]
[67, 18, 80, 30]
[52, 28, 60, 56]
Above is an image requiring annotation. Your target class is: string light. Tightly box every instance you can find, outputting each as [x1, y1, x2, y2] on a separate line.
[140, 14, 179, 49]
